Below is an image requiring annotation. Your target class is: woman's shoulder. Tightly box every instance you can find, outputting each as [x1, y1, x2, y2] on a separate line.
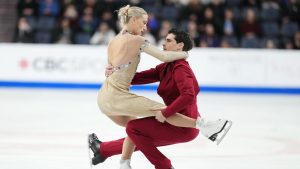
[130, 35, 146, 44]
[108, 34, 146, 49]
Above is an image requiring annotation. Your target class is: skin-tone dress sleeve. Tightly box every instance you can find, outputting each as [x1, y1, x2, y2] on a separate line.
[140, 40, 189, 62]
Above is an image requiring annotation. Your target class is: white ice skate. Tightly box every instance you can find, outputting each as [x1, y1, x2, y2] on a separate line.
[197, 118, 232, 145]
[120, 159, 132, 169]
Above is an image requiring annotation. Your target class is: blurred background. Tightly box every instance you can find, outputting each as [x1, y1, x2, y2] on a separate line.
[0, 1, 300, 169]
[0, 0, 299, 49]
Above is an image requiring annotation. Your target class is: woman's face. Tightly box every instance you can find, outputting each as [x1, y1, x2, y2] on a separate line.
[132, 15, 148, 35]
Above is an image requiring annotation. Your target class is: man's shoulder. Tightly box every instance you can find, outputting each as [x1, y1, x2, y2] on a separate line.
[173, 59, 190, 68]
[155, 62, 167, 70]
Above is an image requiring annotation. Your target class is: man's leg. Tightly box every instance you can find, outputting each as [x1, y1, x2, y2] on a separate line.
[88, 134, 125, 165]
[100, 138, 125, 158]
[126, 117, 199, 169]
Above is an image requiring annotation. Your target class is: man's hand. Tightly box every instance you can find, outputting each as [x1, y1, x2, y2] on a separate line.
[151, 108, 167, 123]
[105, 63, 114, 77]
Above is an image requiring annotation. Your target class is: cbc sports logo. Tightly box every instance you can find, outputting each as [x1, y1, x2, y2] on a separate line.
[19, 56, 104, 73]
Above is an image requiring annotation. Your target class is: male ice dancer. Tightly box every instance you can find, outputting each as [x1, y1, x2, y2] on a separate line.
[89, 29, 232, 169]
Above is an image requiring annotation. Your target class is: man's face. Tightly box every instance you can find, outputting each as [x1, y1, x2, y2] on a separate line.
[163, 33, 183, 51]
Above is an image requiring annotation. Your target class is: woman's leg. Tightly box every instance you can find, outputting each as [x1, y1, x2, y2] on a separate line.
[107, 115, 136, 167]
[121, 137, 136, 160]
[108, 115, 137, 127]
[107, 111, 196, 128]
[166, 113, 197, 128]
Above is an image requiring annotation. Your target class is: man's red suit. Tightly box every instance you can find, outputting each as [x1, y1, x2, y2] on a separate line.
[100, 59, 200, 169]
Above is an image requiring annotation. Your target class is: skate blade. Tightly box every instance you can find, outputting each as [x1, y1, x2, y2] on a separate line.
[215, 120, 232, 145]
[87, 134, 93, 169]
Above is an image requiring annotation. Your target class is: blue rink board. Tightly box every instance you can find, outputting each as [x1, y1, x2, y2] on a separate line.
[1, 80, 300, 95]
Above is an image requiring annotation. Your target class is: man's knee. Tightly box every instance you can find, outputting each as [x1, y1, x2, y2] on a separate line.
[181, 130, 199, 142]
[126, 120, 138, 136]
[126, 118, 149, 136]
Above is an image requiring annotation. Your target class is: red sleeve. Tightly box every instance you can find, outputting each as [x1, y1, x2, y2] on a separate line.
[131, 66, 161, 85]
[162, 64, 196, 118]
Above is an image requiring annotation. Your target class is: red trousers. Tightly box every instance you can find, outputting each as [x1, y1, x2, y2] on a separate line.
[100, 117, 199, 169]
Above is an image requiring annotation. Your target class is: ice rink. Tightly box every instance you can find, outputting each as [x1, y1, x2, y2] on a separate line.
[0, 88, 300, 169]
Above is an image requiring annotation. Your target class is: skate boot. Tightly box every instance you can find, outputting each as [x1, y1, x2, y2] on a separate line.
[88, 133, 106, 166]
[120, 159, 132, 169]
[196, 118, 232, 145]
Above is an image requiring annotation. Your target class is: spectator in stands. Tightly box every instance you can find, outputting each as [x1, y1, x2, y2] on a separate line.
[157, 20, 173, 46]
[208, 0, 225, 26]
[240, 8, 261, 38]
[261, 0, 280, 22]
[242, 0, 262, 10]
[54, 18, 73, 44]
[294, 31, 300, 49]
[147, 12, 160, 38]
[17, 0, 38, 17]
[222, 7, 239, 47]
[38, 0, 60, 17]
[281, 15, 299, 40]
[199, 23, 220, 47]
[100, 10, 117, 33]
[90, 21, 115, 45]
[220, 39, 233, 48]
[264, 38, 277, 49]
[186, 20, 200, 46]
[11, 0, 300, 49]
[75, 7, 98, 44]
[179, 0, 204, 24]
[282, 0, 300, 25]
[282, 38, 294, 49]
[62, 3, 78, 30]
[199, 7, 222, 36]
[160, 0, 178, 25]
[14, 17, 34, 43]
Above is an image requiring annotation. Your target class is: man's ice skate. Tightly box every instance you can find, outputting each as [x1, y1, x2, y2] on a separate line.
[197, 118, 232, 145]
[88, 133, 106, 168]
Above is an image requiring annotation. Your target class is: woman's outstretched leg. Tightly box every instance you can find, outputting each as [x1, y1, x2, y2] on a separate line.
[164, 113, 197, 128]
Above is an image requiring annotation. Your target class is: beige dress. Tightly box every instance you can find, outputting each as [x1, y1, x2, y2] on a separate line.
[97, 41, 165, 117]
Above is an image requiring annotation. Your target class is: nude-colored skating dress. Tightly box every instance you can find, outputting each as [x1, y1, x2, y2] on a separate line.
[97, 41, 165, 117]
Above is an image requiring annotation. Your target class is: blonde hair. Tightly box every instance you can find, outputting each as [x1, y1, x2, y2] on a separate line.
[118, 5, 147, 27]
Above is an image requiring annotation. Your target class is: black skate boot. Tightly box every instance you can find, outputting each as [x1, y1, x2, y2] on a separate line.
[88, 133, 106, 165]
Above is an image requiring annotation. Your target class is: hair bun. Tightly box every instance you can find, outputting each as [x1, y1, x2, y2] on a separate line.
[122, 5, 130, 16]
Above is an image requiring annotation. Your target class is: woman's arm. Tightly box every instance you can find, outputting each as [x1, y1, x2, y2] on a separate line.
[137, 38, 189, 62]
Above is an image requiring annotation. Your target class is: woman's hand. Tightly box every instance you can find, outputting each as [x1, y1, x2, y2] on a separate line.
[105, 63, 114, 77]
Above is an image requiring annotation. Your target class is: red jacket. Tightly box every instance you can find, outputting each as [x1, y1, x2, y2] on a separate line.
[132, 59, 200, 119]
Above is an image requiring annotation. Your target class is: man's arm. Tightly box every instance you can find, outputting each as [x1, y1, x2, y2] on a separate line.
[105, 64, 161, 85]
[131, 68, 160, 85]
[161, 64, 196, 118]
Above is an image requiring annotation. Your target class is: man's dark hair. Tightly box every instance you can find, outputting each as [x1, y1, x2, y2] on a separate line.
[168, 28, 194, 51]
